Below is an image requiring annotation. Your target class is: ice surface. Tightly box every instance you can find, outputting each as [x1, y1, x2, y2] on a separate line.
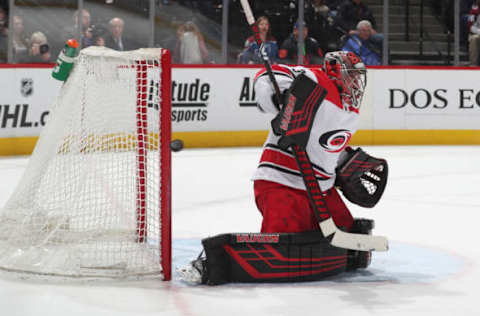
[0, 146, 479, 316]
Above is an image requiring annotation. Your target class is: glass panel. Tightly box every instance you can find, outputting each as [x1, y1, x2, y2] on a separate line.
[228, 0, 341, 65]
[460, 0, 473, 66]
[228, 0, 297, 65]
[82, 0, 151, 51]
[0, 3, 7, 62]
[11, 0, 78, 63]
[384, 0, 466, 66]
[330, 0, 384, 65]
[154, 0, 222, 64]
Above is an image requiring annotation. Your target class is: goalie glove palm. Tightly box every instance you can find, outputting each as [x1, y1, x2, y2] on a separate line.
[335, 147, 388, 208]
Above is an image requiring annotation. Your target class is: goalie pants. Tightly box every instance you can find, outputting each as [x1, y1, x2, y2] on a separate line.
[254, 180, 354, 233]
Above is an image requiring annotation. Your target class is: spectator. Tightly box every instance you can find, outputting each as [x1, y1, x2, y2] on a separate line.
[95, 36, 105, 47]
[459, 0, 475, 46]
[312, 0, 330, 17]
[105, 17, 132, 51]
[334, 0, 376, 35]
[65, 9, 93, 48]
[159, 21, 181, 55]
[27, 31, 51, 63]
[87, 24, 108, 47]
[342, 20, 382, 65]
[468, 1, 480, 65]
[279, 21, 323, 65]
[0, 7, 8, 62]
[12, 16, 29, 63]
[238, 16, 278, 64]
[165, 22, 184, 62]
[324, 0, 344, 12]
[307, 0, 334, 54]
[467, 0, 480, 30]
[438, 0, 472, 37]
[175, 21, 211, 64]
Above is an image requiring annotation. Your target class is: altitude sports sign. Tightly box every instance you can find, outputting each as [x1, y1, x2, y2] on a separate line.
[171, 79, 209, 123]
[171, 67, 273, 131]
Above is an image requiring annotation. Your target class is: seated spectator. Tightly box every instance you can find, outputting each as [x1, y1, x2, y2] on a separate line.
[279, 21, 323, 65]
[325, 0, 344, 13]
[342, 20, 382, 65]
[334, 0, 376, 35]
[27, 31, 51, 63]
[0, 7, 7, 62]
[469, 1, 480, 65]
[12, 16, 29, 63]
[312, 0, 330, 18]
[307, 0, 335, 54]
[467, 1, 480, 30]
[87, 24, 108, 47]
[238, 16, 278, 64]
[105, 17, 133, 51]
[460, 0, 475, 45]
[174, 21, 211, 64]
[65, 9, 93, 48]
[78, 9, 93, 48]
[95, 36, 105, 47]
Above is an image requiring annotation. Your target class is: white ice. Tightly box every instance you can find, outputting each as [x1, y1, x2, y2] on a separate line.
[0, 145, 479, 316]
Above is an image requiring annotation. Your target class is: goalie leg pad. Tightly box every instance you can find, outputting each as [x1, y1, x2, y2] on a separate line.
[197, 218, 376, 285]
[200, 232, 349, 285]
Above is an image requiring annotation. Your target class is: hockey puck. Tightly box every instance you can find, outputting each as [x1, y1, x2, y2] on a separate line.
[170, 139, 184, 152]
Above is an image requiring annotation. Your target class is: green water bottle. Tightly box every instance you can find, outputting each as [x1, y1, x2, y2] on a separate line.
[52, 39, 79, 81]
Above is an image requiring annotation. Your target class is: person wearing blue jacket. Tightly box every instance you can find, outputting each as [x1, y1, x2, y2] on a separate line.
[342, 20, 383, 65]
[238, 16, 279, 64]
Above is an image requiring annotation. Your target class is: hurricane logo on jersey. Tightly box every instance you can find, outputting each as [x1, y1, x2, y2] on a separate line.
[319, 129, 352, 153]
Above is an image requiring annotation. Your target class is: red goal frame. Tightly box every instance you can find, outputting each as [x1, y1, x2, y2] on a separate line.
[135, 49, 171, 281]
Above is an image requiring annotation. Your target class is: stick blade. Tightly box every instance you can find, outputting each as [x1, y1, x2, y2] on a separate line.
[331, 230, 389, 252]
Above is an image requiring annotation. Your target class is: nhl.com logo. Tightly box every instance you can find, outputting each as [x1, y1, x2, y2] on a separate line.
[20, 78, 34, 97]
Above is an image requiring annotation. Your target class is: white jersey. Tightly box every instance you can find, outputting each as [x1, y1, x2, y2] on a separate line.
[252, 64, 359, 192]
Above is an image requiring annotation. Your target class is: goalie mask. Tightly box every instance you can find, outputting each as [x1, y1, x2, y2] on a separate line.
[323, 51, 366, 111]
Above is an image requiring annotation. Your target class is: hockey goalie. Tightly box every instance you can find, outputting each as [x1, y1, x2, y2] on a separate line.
[180, 51, 389, 285]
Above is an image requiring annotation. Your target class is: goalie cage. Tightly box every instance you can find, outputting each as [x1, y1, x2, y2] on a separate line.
[0, 47, 171, 281]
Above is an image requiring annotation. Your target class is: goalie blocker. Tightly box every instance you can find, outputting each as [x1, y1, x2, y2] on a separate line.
[185, 218, 374, 285]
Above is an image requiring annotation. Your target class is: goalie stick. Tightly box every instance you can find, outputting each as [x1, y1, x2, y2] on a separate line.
[239, 0, 387, 252]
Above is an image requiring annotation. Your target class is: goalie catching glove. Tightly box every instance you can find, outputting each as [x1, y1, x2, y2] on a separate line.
[335, 147, 388, 208]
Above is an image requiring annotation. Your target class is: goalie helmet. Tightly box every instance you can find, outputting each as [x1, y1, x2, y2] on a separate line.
[323, 51, 366, 111]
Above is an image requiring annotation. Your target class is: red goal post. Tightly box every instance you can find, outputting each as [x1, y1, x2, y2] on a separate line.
[135, 52, 172, 281]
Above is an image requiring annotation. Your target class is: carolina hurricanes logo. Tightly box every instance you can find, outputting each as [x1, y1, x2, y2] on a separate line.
[319, 129, 352, 153]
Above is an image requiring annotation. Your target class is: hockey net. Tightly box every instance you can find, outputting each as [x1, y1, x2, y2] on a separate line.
[0, 46, 171, 280]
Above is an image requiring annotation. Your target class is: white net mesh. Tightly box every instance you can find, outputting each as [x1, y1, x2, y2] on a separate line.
[0, 46, 170, 280]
